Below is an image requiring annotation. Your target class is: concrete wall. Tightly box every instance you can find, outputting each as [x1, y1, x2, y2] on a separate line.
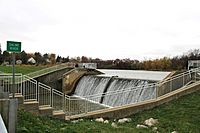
[35, 68, 72, 92]
[63, 68, 103, 94]
[68, 80, 200, 119]
[0, 92, 18, 133]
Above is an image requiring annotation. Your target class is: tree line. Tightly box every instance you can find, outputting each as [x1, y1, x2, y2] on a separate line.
[0, 49, 200, 71]
[79, 49, 200, 71]
[0, 50, 69, 65]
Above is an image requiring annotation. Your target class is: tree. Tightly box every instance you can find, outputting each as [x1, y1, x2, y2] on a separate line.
[76, 56, 81, 62]
[43, 53, 50, 64]
[50, 53, 56, 64]
[19, 51, 28, 64]
[0, 54, 3, 64]
[0, 43, 2, 54]
[81, 56, 88, 63]
[34, 52, 43, 64]
[56, 56, 62, 63]
[2, 51, 10, 63]
[187, 49, 200, 60]
[62, 56, 69, 63]
[0, 44, 2, 64]
[43, 53, 49, 60]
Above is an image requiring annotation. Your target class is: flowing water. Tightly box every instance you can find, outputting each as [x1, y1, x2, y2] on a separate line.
[74, 75, 156, 107]
[102, 78, 155, 106]
[74, 75, 111, 103]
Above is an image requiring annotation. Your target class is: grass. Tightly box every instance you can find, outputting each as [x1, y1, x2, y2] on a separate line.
[0, 65, 47, 75]
[17, 90, 200, 133]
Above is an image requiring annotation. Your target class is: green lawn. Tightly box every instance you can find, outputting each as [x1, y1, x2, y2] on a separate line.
[17, 90, 200, 133]
[0, 65, 47, 75]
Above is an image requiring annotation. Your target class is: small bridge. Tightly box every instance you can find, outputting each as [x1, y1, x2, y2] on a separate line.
[27, 63, 74, 78]
[0, 65, 200, 120]
[27, 63, 73, 91]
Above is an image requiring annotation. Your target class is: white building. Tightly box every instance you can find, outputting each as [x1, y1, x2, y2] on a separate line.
[78, 63, 97, 69]
[28, 57, 36, 64]
[188, 60, 200, 70]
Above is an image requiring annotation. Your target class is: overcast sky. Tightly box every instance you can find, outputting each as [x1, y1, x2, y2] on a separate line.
[0, 0, 200, 60]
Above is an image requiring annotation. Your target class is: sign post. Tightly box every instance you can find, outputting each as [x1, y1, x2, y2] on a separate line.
[7, 41, 21, 98]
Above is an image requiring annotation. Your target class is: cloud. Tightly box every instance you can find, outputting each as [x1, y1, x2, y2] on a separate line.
[0, 0, 200, 60]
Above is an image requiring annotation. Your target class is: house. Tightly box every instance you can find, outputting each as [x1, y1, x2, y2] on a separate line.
[78, 63, 97, 69]
[28, 57, 36, 64]
[188, 60, 200, 70]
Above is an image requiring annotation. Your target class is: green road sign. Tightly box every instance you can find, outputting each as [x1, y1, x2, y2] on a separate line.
[7, 41, 21, 52]
[6, 41, 22, 98]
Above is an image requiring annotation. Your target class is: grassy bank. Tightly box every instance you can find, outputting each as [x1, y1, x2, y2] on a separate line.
[17, 90, 200, 133]
[0, 65, 47, 75]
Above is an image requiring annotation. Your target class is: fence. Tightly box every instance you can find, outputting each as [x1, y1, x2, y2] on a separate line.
[157, 68, 195, 96]
[0, 67, 200, 117]
[0, 73, 22, 95]
[52, 89, 64, 110]
[38, 82, 51, 106]
[23, 75, 37, 101]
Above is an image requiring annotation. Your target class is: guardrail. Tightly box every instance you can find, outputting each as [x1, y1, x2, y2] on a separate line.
[0, 67, 200, 117]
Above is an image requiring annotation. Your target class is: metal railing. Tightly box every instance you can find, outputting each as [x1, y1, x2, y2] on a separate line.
[156, 68, 197, 96]
[64, 95, 108, 116]
[0, 67, 200, 117]
[22, 75, 37, 101]
[38, 82, 51, 106]
[0, 73, 22, 94]
[52, 89, 64, 110]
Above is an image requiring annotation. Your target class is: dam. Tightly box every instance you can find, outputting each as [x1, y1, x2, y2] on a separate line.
[71, 69, 171, 107]
[1, 64, 199, 120]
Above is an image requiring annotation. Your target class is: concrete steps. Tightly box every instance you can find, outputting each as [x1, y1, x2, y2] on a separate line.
[39, 106, 54, 116]
[0, 92, 9, 99]
[12, 95, 66, 119]
[23, 101, 39, 114]
[53, 110, 65, 120]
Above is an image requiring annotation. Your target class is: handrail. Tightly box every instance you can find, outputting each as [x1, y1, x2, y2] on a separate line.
[0, 73, 22, 76]
[162, 67, 200, 82]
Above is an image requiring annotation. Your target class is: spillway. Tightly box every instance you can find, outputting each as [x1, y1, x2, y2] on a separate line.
[73, 75, 111, 103]
[102, 78, 155, 106]
[73, 75, 156, 107]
